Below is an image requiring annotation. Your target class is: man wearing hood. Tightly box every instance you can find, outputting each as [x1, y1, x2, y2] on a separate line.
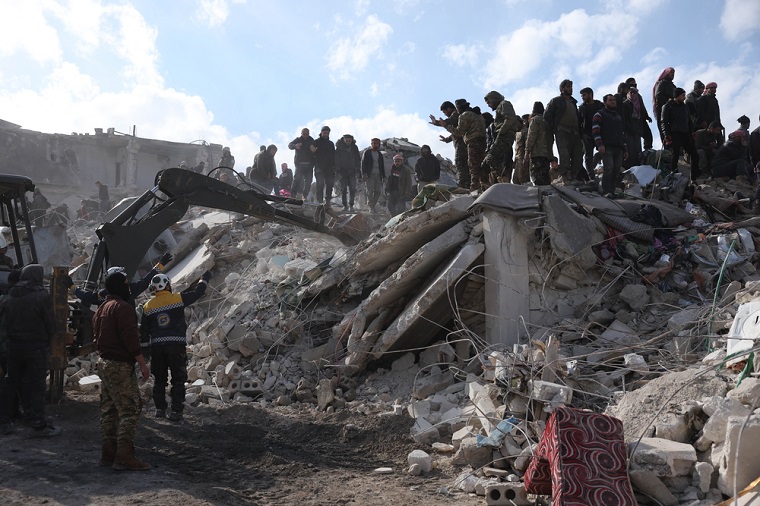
[414, 145, 441, 193]
[93, 271, 150, 470]
[0, 264, 59, 436]
[483, 90, 518, 183]
[653, 67, 676, 143]
[335, 134, 361, 211]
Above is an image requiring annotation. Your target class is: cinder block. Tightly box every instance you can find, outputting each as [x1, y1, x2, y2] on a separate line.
[485, 483, 530, 506]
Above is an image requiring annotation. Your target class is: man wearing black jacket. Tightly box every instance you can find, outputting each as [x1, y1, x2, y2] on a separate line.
[578, 87, 604, 178]
[661, 87, 700, 178]
[0, 264, 59, 436]
[288, 128, 315, 200]
[310, 126, 336, 205]
[544, 79, 584, 182]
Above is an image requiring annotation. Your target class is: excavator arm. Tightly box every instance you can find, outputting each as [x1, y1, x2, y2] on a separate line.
[85, 168, 357, 287]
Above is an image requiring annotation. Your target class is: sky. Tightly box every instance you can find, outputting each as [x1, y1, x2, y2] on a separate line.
[1, 0, 759, 168]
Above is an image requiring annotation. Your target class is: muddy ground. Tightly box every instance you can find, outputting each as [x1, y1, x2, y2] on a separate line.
[0, 392, 484, 506]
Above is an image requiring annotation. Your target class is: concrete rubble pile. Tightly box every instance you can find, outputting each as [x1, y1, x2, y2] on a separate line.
[58, 171, 760, 505]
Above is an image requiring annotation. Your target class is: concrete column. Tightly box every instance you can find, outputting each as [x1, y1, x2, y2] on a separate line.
[482, 209, 530, 347]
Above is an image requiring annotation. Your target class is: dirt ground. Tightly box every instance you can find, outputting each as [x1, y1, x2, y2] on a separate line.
[0, 392, 485, 506]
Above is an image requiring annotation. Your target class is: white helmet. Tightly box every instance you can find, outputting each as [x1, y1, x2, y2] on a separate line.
[150, 273, 170, 292]
[106, 266, 126, 277]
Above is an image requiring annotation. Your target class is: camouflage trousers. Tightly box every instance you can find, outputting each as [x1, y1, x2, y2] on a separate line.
[484, 135, 515, 183]
[454, 140, 470, 189]
[513, 151, 530, 184]
[99, 358, 142, 446]
[466, 137, 488, 191]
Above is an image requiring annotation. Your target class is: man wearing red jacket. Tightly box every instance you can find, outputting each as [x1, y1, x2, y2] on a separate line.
[93, 271, 151, 471]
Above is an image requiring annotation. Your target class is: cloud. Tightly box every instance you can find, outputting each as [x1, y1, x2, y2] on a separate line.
[720, 0, 760, 41]
[195, 0, 230, 28]
[326, 15, 393, 80]
[0, 2, 62, 63]
[482, 9, 638, 89]
[441, 44, 480, 67]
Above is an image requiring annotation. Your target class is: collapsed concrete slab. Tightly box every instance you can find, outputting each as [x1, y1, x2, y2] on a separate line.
[366, 243, 485, 365]
[340, 222, 468, 369]
[351, 195, 474, 275]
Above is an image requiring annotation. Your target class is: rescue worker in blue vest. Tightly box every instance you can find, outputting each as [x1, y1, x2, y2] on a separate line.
[140, 270, 211, 422]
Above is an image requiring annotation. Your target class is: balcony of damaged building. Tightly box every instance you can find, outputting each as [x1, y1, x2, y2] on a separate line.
[55, 152, 760, 504]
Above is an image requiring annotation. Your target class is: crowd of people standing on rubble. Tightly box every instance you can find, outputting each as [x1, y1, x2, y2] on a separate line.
[204, 66, 759, 213]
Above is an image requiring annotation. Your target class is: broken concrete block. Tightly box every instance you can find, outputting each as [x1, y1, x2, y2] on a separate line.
[452, 436, 492, 469]
[623, 353, 649, 374]
[727, 377, 760, 406]
[667, 307, 703, 331]
[619, 284, 649, 311]
[629, 469, 679, 506]
[512, 444, 537, 471]
[451, 425, 476, 450]
[390, 352, 415, 372]
[701, 397, 751, 443]
[588, 309, 616, 326]
[528, 380, 573, 408]
[629, 437, 697, 477]
[693, 461, 713, 494]
[407, 449, 432, 473]
[454, 470, 479, 493]
[654, 413, 690, 443]
[485, 482, 531, 506]
[316, 378, 334, 411]
[718, 414, 760, 496]
[599, 319, 640, 345]
[411, 416, 440, 444]
[412, 370, 454, 400]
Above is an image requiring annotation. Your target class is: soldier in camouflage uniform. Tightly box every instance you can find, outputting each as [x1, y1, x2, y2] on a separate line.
[435, 99, 487, 191]
[431, 101, 469, 189]
[524, 102, 553, 186]
[93, 271, 151, 471]
[483, 91, 518, 183]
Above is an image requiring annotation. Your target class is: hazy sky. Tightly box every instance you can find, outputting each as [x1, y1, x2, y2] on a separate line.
[1, 0, 759, 167]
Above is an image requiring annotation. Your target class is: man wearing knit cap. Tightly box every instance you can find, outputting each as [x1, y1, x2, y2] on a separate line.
[524, 101, 552, 185]
[93, 270, 150, 469]
[661, 87, 700, 177]
[697, 82, 721, 130]
[335, 134, 361, 211]
[360, 138, 385, 213]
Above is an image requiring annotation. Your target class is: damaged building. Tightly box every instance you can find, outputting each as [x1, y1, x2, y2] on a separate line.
[6, 117, 760, 505]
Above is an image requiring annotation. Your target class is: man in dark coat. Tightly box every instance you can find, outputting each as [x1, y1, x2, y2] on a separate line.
[544, 79, 584, 182]
[0, 264, 60, 436]
[310, 126, 336, 205]
[414, 145, 441, 193]
[578, 87, 604, 178]
[288, 128, 315, 200]
[334, 134, 361, 211]
[592, 95, 627, 196]
[661, 87, 700, 178]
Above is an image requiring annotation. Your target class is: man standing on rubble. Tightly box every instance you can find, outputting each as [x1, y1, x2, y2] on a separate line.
[414, 145, 441, 193]
[544, 80, 584, 183]
[386, 154, 412, 216]
[592, 94, 628, 197]
[141, 271, 211, 422]
[93, 270, 150, 470]
[433, 99, 488, 192]
[310, 126, 336, 205]
[249, 145, 278, 194]
[335, 134, 361, 211]
[361, 138, 386, 213]
[482, 90, 518, 183]
[288, 128, 315, 201]
[661, 87, 700, 178]
[431, 101, 469, 189]
[578, 87, 604, 179]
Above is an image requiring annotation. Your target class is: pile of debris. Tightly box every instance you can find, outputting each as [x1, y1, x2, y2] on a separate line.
[59, 166, 760, 505]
